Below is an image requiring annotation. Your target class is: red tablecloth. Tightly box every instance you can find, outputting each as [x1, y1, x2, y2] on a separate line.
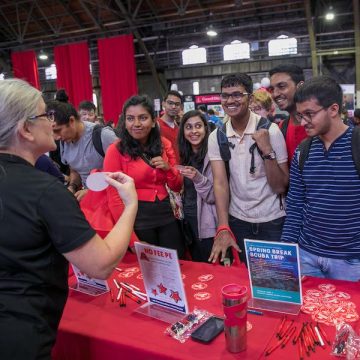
[53, 254, 360, 360]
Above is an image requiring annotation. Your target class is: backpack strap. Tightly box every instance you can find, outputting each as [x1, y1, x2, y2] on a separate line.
[280, 117, 290, 138]
[216, 123, 233, 180]
[92, 124, 106, 157]
[351, 126, 360, 177]
[298, 137, 313, 173]
[249, 117, 272, 174]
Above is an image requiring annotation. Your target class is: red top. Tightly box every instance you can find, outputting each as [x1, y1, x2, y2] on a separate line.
[158, 118, 180, 162]
[280, 117, 307, 164]
[103, 137, 182, 231]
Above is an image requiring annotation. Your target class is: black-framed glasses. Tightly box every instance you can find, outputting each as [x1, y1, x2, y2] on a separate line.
[295, 107, 325, 123]
[166, 100, 181, 107]
[220, 92, 250, 101]
[28, 110, 55, 122]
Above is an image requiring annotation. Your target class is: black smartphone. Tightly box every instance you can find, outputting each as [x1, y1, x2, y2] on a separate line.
[191, 316, 224, 343]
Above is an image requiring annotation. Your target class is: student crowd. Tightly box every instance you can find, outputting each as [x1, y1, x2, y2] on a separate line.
[1, 63, 360, 358]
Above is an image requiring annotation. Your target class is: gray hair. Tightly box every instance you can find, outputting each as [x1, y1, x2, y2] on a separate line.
[0, 79, 42, 149]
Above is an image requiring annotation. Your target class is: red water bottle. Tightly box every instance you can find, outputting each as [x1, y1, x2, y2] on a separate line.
[221, 284, 248, 353]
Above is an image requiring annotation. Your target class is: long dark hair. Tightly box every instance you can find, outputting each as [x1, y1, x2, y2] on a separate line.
[117, 95, 163, 159]
[178, 110, 209, 166]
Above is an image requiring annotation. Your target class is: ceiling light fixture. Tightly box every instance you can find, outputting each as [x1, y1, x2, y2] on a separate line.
[206, 25, 217, 37]
[325, 6, 335, 21]
[38, 50, 48, 60]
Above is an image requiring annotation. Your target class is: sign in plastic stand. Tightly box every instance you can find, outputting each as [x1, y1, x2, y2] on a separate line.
[244, 239, 302, 315]
[134, 243, 189, 323]
[69, 264, 109, 296]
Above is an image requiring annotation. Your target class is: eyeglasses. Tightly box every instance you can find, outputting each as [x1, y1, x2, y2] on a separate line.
[28, 110, 55, 122]
[220, 92, 250, 101]
[295, 107, 325, 123]
[166, 100, 181, 107]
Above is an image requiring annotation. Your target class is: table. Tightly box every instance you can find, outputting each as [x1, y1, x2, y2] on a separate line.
[52, 254, 360, 360]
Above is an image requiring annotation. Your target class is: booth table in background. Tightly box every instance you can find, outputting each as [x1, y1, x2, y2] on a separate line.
[52, 254, 360, 360]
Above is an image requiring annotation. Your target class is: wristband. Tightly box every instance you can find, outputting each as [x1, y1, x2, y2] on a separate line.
[215, 225, 236, 240]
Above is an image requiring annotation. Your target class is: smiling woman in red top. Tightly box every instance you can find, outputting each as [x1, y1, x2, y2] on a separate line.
[104, 95, 185, 258]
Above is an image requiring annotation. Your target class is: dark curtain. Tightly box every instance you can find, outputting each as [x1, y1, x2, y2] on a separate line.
[11, 50, 40, 89]
[98, 34, 138, 125]
[54, 42, 93, 109]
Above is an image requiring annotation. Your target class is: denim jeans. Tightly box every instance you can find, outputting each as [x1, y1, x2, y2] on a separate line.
[229, 215, 286, 263]
[299, 248, 360, 282]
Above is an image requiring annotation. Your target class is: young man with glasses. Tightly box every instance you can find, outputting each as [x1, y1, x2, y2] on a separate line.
[208, 73, 288, 264]
[281, 76, 360, 281]
[269, 64, 307, 163]
[158, 90, 183, 161]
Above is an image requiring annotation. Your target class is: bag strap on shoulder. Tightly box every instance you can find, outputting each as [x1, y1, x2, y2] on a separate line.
[216, 123, 232, 180]
[92, 124, 105, 157]
[298, 137, 313, 173]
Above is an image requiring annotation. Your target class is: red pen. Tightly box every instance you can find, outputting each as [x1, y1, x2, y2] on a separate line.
[279, 320, 294, 339]
[281, 326, 296, 348]
[276, 316, 287, 339]
[301, 333, 310, 357]
[265, 338, 283, 356]
[293, 323, 304, 344]
[298, 336, 304, 360]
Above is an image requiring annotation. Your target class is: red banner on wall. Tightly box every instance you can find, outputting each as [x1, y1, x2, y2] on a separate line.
[195, 94, 221, 104]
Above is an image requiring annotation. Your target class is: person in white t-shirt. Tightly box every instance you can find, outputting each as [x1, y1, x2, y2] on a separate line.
[208, 73, 289, 265]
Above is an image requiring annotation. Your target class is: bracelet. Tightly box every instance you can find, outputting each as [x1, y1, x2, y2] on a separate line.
[215, 225, 235, 240]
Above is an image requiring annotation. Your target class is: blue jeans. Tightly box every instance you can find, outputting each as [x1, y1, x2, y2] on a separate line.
[229, 215, 285, 263]
[300, 248, 360, 282]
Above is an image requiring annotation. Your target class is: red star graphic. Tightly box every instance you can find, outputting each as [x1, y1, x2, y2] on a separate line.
[158, 283, 167, 294]
[170, 290, 181, 303]
[152, 288, 158, 296]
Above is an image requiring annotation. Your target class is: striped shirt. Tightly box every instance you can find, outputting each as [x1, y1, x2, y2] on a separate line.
[281, 127, 360, 259]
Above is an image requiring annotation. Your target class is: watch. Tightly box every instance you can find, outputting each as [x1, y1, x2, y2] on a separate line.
[263, 150, 276, 160]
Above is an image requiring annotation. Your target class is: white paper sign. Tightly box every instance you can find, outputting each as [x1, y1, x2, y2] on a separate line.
[135, 243, 188, 314]
[70, 264, 109, 296]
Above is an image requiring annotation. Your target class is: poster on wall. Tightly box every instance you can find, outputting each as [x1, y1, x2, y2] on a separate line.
[340, 84, 355, 117]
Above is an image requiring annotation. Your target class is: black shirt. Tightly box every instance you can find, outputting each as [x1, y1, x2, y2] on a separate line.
[0, 154, 95, 359]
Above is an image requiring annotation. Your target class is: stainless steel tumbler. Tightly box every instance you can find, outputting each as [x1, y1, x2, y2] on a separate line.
[221, 284, 248, 353]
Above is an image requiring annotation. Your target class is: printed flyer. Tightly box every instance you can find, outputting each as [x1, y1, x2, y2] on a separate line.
[244, 239, 302, 305]
[135, 243, 189, 314]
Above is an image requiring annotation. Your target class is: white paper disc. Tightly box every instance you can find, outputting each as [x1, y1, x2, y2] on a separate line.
[86, 172, 109, 191]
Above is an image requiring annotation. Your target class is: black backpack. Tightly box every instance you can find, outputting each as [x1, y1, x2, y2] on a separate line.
[216, 117, 272, 179]
[91, 124, 116, 157]
[298, 126, 360, 175]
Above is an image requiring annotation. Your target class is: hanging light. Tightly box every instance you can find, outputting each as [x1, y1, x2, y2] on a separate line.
[325, 6, 335, 21]
[206, 25, 217, 37]
[38, 50, 48, 60]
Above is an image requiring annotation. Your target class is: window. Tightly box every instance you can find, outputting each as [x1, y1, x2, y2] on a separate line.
[193, 81, 200, 95]
[268, 35, 297, 56]
[45, 64, 57, 80]
[223, 40, 250, 61]
[182, 45, 207, 65]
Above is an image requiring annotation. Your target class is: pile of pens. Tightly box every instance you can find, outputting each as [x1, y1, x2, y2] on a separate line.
[265, 316, 331, 358]
[111, 279, 148, 308]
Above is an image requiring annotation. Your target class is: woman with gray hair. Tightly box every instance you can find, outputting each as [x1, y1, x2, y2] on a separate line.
[0, 79, 138, 359]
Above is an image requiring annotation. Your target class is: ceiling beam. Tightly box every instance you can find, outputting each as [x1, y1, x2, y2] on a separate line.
[79, 0, 104, 31]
